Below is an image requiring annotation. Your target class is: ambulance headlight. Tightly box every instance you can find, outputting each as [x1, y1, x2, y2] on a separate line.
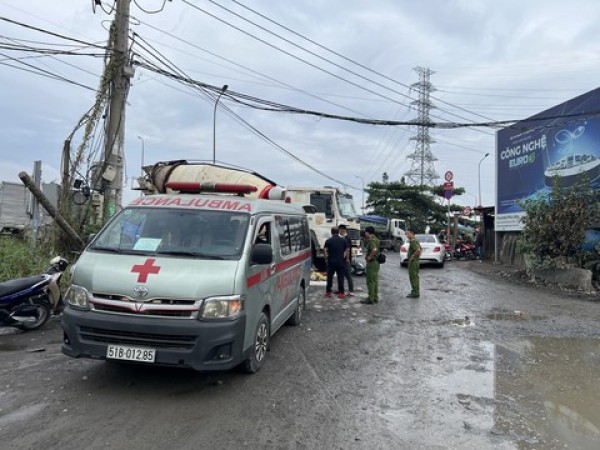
[65, 285, 91, 310]
[200, 295, 245, 319]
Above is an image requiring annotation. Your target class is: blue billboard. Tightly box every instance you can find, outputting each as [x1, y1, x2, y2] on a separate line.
[496, 87, 600, 231]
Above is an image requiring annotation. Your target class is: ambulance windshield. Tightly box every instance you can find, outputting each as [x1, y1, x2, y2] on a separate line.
[91, 208, 250, 259]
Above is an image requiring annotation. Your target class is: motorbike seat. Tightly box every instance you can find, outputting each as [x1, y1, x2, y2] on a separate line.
[0, 275, 47, 297]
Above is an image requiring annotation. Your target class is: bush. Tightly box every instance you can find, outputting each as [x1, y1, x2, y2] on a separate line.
[519, 177, 600, 269]
[0, 236, 56, 282]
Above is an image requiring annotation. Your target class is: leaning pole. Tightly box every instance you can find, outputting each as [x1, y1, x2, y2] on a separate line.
[19, 171, 85, 250]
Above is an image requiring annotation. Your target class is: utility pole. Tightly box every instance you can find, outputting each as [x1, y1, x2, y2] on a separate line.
[103, 0, 133, 218]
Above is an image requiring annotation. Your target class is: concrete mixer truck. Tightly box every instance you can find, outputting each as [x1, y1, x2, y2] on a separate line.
[137, 161, 361, 271]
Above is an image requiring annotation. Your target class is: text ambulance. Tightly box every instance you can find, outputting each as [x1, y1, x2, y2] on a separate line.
[61, 182, 311, 373]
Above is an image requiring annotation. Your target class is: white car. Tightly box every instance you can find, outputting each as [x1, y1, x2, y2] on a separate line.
[400, 234, 445, 268]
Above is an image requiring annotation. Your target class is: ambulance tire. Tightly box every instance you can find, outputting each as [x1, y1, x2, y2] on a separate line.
[241, 312, 269, 374]
[287, 286, 305, 326]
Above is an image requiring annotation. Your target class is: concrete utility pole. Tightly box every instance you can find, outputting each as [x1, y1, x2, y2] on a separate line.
[405, 67, 439, 186]
[103, 0, 133, 218]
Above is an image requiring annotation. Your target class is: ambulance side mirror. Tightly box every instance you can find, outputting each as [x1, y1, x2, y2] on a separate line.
[251, 243, 273, 265]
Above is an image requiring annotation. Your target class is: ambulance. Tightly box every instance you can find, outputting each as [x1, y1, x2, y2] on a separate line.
[61, 179, 311, 373]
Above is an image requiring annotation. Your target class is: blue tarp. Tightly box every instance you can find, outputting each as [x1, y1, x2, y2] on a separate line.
[357, 215, 388, 225]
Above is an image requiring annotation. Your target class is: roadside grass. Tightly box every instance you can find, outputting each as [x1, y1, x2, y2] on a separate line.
[0, 235, 58, 282]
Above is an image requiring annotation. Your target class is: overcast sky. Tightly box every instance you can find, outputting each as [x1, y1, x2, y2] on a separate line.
[1, 0, 599, 211]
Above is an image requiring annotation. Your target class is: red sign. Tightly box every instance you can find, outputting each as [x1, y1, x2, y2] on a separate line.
[131, 258, 161, 283]
[443, 181, 454, 190]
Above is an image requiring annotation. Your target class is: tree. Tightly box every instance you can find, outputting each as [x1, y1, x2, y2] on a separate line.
[519, 177, 600, 268]
[365, 177, 464, 232]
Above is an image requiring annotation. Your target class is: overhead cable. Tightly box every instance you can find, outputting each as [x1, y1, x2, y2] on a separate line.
[228, 0, 497, 124]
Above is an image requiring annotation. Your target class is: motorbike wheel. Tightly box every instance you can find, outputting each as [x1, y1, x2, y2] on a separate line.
[16, 299, 52, 331]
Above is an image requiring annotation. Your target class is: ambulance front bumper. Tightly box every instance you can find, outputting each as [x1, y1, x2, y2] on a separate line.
[61, 307, 246, 371]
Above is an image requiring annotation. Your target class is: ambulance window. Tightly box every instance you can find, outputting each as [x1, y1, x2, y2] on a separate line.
[255, 222, 271, 245]
[275, 217, 292, 256]
[288, 217, 309, 252]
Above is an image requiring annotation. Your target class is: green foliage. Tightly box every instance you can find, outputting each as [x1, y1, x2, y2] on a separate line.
[431, 184, 466, 198]
[0, 236, 53, 282]
[365, 177, 465, 232]
[519, 177, 600, 269]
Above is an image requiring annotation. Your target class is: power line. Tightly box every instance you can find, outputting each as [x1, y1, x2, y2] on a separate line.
[131, 35, 360, 189]
[131, 32, 372, 119]
[132, 0, 169, 14]
[228, 0, 498, 124]
[0, 16, 110, 50]
[133, 63, 600, 130]
[181, 0, 496, 137]
[0, 56, 96, 91]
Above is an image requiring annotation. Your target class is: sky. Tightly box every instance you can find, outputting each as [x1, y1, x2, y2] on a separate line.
[1, 0, 599, 212]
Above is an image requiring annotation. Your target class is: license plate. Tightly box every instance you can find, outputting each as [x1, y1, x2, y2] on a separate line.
[106, 345, 156, 363]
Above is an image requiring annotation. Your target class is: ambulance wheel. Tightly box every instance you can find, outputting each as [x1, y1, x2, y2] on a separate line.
[287, 286, 305, 326]
[241, 312, 269, 374]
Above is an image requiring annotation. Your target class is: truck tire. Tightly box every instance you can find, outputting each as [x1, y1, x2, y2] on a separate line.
[241, 312, 269, 374]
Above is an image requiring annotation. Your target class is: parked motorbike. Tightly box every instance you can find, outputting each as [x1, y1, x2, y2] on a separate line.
[351, 259, 366, 276]
[0, 256, 69, 331]
[453, 241, 476, 260]
[443, 243, 453, 261]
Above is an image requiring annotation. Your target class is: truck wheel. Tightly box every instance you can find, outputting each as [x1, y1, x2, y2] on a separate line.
[241, 312, 269, 374]
[287, 286, 305, 326]
[16, 298, 52, 331]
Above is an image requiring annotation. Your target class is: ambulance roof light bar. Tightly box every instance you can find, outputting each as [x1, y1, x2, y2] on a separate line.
[165, 182, 258, 195]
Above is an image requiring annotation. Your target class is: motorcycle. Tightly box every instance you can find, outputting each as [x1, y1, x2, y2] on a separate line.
[443, 242, 453, 261]
[0, 256, 69, 331]
[351, 259, 366, 276]
[453, 241, 476, 260]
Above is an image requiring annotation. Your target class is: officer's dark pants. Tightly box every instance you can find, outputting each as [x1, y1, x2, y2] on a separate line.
[343, 261, 354, 292]
[326, 262, 345, 294]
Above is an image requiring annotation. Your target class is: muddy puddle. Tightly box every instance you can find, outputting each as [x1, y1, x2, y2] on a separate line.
[422, 337, 600, 448]
[485, 310, 545, 321]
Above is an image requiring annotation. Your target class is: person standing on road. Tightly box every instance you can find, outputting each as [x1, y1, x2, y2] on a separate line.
[362, 226, 380, 305]
[475, 227, 484, 262]
[324, 227, 349, 299]
[338, 224, 354, 296]
[406, 228, 422, 298]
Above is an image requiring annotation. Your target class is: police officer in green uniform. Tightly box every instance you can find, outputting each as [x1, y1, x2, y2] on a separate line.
[362, 226, 380, 304]
[406, 228, 422, 298]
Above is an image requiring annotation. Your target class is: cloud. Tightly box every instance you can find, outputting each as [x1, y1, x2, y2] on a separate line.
[1, 0, 599, 212]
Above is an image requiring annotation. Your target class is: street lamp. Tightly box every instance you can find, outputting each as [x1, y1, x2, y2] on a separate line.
[212, 84, 229, 165]
[354, 175, 365, 214]
[136, 135, 145, 177]
[478, 153, 490, 207]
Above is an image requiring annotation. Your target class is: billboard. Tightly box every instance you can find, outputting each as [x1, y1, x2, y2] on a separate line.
[496, 87, 600, 231]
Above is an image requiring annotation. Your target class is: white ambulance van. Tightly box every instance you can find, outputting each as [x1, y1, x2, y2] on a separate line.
[61, 181, 311, 373]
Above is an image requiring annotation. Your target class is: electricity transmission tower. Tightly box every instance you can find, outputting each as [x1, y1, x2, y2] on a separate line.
[404, 66, 439, 186]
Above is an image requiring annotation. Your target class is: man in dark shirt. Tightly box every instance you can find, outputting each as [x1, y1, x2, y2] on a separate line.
[338, 224, 354, 296]
[324, 227, 349, 299]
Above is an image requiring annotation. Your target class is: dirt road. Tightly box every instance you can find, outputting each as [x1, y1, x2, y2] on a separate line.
[1, 254, 599, 449]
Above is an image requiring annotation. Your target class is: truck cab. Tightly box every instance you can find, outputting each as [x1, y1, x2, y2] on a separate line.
[285, 187, 360, 271]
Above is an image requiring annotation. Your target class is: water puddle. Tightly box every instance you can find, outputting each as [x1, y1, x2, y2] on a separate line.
[421, 337, 600, 448]
[495, 337, 600, 448]
[0, 343, 27, 352]
[485, 310, 545, 321]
